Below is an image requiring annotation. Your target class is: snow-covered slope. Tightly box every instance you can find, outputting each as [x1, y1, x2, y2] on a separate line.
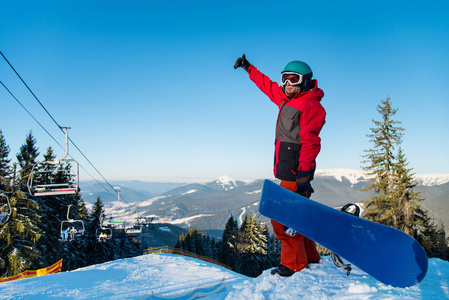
[1, 254, 448, 299]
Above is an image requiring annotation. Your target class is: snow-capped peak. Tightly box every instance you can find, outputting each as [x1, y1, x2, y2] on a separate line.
[206, 175, 238, 191]
[414, 174, 449, 186]
[315, 168, 449, 187]
[316, 168, 366, 185]
[215, 175, 235, 185]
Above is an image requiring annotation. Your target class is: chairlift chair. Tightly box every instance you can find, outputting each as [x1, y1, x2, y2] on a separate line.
[103, 218, 125, 228]
[60, 205, 85, 241]
[0, 193, 12, 225]
[96, 227, 113, 242]
[96, 210, 113, 242]
[138, 216, 154, 227]
[126, 224, 143, 235]
[27, 127, 80, 197]
[102, 209, 125, 228]
[29, 160, 79, 196]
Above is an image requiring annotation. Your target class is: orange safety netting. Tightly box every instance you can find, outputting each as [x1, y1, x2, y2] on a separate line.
[0, 259, 63, 283]
[144, 246, 231, 270]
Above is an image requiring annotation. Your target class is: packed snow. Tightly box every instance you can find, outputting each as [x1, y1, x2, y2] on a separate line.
[1, 253, 448, 299]
[136, 195, 170, 208]
[246, 189, 262, 195]
[168, 214, 215, 225]
[182, 189, 198, 195]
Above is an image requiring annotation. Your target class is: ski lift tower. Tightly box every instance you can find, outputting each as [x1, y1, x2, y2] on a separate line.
[107, 186, 126, 228]
[114, 187, 121, 205]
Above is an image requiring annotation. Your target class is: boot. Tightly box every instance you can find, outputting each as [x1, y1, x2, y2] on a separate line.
[271, 264, 295, 277]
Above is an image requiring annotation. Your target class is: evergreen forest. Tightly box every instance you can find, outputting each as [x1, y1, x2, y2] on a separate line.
[0, 130, 142, 277]
[175, 213, 281, 277]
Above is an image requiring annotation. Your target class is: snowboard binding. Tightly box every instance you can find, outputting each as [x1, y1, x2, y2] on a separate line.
[331, 203, 361, 276]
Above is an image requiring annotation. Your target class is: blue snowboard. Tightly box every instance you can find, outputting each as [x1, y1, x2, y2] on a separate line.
[259, 179, 428, 288]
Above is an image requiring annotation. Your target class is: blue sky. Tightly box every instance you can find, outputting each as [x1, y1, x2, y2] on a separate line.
[1, 0, 448, 183]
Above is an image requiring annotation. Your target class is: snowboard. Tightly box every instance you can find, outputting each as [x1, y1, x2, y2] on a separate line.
[259, 179, 428, 288]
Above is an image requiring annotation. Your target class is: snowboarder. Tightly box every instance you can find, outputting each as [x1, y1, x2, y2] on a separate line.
[234, 54, 326, 276]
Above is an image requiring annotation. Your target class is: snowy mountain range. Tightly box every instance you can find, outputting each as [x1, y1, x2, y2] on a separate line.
[80, 169, 449, 204]
[80, 169, 449, 241]
[316, 168, 449, 187]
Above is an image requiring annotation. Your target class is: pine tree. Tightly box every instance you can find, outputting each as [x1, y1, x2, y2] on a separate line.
[0, 130, 12, 190]
[0, 130, 12, 272]
[0, 189, 41, 276]
[16, 131, 40, 191]
[78, 199, 88, 220]
[210, 237, 219, 260]
[362, 97, 448, 258]
[84, 197, 114, 266]
[235, 213, 268, 277]
[264, 224, 280, 267]
[239, 213, 267, 255]
[0, 133, 43, 275]
[393, 148, 423, 233]
[219, 214, 238, 269]
[362, 97, 404, 226]
[175, 233, 185, 249]
[184, 228, 196, 253]
[33, 147, 61, 268]
[193, 228, 205, 256]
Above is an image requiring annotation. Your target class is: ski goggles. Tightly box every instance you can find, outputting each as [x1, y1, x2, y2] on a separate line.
[281, 72, 303, 86]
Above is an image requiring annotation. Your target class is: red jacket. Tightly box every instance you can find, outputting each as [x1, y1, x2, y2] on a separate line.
[248, 65, 326, 181]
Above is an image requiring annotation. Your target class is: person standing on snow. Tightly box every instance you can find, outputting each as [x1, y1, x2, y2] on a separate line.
[234, 54, 326, 277]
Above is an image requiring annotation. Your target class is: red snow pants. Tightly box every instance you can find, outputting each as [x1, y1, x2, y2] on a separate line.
[271, 180, 321, 272]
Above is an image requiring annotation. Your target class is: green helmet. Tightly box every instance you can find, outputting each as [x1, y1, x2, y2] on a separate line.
[281, 60, 313, 91]
[282, 60, 312, 76]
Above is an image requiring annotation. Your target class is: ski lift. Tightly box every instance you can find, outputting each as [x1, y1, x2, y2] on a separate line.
[27, 127, 80, 197]
[60, 205, 85, 241]
[96, 210, 112, 242]
[102, 215, 125, 228]
[138, 216, 155, 228]
[102, 188, 126, 227]
[0, 193, 12, 225]
[126, 224, 143, 236]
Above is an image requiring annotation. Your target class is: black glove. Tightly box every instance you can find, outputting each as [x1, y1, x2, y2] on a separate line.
[295, 170, 314, 198]
[234, 54, 250, 71]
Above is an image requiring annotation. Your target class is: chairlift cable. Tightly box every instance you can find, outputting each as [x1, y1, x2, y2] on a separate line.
[2, 81, 117, 199]
[1, 52, 129, 203]
[0, 51, 61, 129]
[0, 81, 64, 150]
